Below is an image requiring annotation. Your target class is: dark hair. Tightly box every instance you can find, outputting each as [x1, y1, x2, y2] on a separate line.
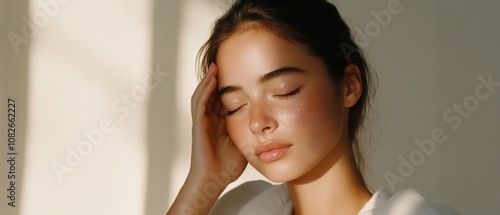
[197, 0, 377, 174]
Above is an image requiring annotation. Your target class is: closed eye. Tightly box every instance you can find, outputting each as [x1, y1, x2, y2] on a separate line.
[226, 104, 247, 116]
[226, 88, 300, 116]
[274, 88, 300, 98]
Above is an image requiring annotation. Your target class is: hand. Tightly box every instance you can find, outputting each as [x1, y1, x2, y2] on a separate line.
[167, 63, 247, 215]
[190, 63, 247, 184]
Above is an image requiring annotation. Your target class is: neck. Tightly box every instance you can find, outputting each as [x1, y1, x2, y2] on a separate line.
[286, 140, 372, 215]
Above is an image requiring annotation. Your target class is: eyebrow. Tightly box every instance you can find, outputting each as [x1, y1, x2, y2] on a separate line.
[218, 67, 306, 97]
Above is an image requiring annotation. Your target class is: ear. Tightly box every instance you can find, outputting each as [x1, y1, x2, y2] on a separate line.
[342, 64, 362, 108]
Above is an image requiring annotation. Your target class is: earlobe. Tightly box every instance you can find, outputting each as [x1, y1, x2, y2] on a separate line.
[342, 64, 362, 108]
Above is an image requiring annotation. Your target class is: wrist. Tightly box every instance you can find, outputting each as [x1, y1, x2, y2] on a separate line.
[188, 160, 242, 188]
[186, 169, 231, 193]
[173, 173, 228, 215]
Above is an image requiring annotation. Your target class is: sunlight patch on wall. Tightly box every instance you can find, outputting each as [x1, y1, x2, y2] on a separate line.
[22, 0, 152, 214]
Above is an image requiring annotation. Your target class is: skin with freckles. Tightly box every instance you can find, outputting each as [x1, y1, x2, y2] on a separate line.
[166, 1, 374, 214]
[167, 27, 371, 215]
[215, 28, 372, 214]
[217, 28, 356, 184]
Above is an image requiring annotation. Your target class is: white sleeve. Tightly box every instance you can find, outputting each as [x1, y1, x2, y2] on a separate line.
[359, 188, 461, 215]
[209, 180, 273, 215]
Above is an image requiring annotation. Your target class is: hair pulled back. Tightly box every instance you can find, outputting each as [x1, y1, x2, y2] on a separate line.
[197, 0, 377, 173]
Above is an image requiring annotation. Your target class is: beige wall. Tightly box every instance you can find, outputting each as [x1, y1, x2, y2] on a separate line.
[336, 1, 500, 214]
[0, 0, 498, 214]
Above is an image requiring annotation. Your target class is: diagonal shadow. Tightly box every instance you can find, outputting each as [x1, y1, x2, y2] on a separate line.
[1, 1, 30, 215]
[144, 0, 181, 214]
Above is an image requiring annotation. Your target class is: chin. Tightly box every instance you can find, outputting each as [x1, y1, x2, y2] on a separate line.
[263, 173, 294, 183]
[252, 158, 307, 183]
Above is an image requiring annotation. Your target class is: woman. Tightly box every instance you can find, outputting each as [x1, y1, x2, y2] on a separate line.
[167, 0, 459, 214]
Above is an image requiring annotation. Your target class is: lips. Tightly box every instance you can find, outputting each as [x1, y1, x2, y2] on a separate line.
[255, 142, 292, 163]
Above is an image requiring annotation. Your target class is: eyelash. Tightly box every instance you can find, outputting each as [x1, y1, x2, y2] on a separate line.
[226, 106, 243, 116]
[274, 88, 300, 98]
[225, 88, 301, 116]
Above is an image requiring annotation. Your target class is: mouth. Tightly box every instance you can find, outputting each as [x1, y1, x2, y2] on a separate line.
[255, 142, 292, 163]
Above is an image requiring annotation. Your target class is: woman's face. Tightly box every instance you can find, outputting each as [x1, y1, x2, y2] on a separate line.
[216, 29, 350, 182]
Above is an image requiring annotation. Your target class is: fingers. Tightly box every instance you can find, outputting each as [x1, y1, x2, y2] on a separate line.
[212, 94, 225, 117]
[207, 79, 224, 116]
[191, 63, 218, 118]
[216, 106, 228, 135]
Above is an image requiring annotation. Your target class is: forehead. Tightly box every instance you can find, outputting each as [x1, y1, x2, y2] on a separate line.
[215, 29, 316, 85]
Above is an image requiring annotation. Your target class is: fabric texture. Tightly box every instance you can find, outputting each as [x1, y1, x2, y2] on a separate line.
[209, 180, 460, 215]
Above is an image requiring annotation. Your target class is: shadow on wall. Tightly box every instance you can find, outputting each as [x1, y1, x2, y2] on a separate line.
[1, 1, 30, 215]
[144, 0, 181, 214]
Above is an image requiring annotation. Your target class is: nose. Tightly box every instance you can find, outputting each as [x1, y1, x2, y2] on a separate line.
[249, 103, 278, 135]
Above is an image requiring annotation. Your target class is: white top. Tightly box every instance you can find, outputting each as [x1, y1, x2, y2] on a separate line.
[209, 180, 460, 215]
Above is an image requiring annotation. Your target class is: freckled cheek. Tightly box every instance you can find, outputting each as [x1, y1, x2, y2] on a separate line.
[279, 95, 341, 143]
[279, 97, 316, 129]
[226, 119, 253, 155]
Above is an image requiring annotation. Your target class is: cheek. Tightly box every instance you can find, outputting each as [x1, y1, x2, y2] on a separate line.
[281, 94, 333, 129]
[279, 101, 309, 129]
[226, 119, 253, 155]
[283, 92, 344, 145]
[226, 119, 243, 144]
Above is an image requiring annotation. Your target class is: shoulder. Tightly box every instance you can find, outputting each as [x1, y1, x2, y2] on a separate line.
[358, 188, 460, 215]
[209, 180, 292, 215]
[209, 180, 274, 215]
[208, 180, 273, 215]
